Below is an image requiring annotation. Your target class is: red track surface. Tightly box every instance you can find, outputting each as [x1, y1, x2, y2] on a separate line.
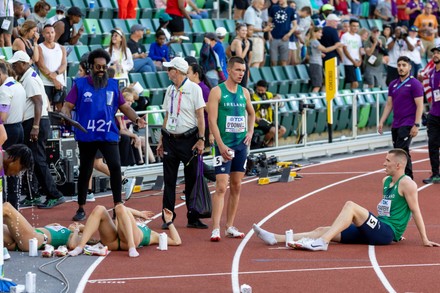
[21, 147, 440, 292]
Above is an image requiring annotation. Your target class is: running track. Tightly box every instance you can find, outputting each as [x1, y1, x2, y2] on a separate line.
[20, 146, 440, 292]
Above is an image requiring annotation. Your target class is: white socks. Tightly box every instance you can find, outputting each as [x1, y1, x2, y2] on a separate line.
[253, 224, 277, 245]
[68, 246, 84, 257]
[128, 247, 139, 258]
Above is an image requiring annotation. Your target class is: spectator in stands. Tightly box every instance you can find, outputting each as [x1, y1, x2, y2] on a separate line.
[414, 3, 438, 59]
[12, 20, 39, 65]
[229, 25, 252, 87]
[187, 62, 213, 145]
[321, 14, 344, 64]
[53, 6, 84, 46]
[0, 0, 14, 47]
[214, 27, 228, 78]
[118, 0, 137, 19]
[244, 0, 272, 68]
[406, 25, 424, 76]
[363, 26, 387, 89]
[11, 0, 24, 43]
[0, 60, 26, 209]
[386, 26, 414, 85]
[351, 0, 362, 18]
[307, 26, 344, 92]
[431, 0, 439, 18]
[268, 0, 297, 66]
[127, 24, 156, 73]
[149, 30, 170, 71]
[47, 5, 66, 25]
[201, 32, 227, 87]
[397, 0, 410, 28]
[296, 6, 312, 44]
[406, 0, 423, 28]
[375, 0, 395, 27]
[311, 3, 334, 27]
[186, 0, 208, 19]
[155, 0, 167, 10]
[8, 50, 66, 209]
[341, 19, 362, 89]
[234, 0, 250, 20]
[37, 24, 67, 112]
[287, 0, 300, 65]
[166, 0, 193, 36]
[27, 0, 50, 43]
[251, 80, 286, 147]
[157, 11, 179, 45]
[334, 0, 349, 15]
[106, 28, 134, 81]
[339, 19, 349, 39]
[62, 48, 145, 221]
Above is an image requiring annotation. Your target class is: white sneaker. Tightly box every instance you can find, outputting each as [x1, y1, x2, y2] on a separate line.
[54, 245, 68, 257]
[210, 228, 221, 242]
[84, 243, 108, 256]
[3, 247, 11, 261]
[42, 244, 54, 257]
[290, 237, 329, 251]
[225, 226, 245, 238]
[124, 178, 136, 201]
[72, 192, 95, 202]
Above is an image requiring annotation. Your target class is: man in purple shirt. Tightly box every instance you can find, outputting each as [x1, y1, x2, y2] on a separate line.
[378, 56, 424, 179]
[422, 46, 440, 184]
[406, 0, 423, 27]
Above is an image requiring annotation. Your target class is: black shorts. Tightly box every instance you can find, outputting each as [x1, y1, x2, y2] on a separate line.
[340, 213, 395, 245]
[167, 14, 184, 34]
[344, 65, 358, 83]
[0, 16, 14, 34]
[255, 119, 274, 134]
[234, 0, 250, 10]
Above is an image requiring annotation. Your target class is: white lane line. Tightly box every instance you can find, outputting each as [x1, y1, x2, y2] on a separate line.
[76, 255, 108, 293]
[231, 157, 430, 293]
[86, 262, 440, 283]
[368, 182, 432, 293]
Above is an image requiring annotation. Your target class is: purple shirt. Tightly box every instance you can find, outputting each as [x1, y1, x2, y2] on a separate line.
[66, 76, 125, 106]
[388, 76, 424, 127]
[199, 80, 210, 130]
[429, 69, 440, 116]
[429, 0, 439, 16]
[406, 0, 423, 20]
[392, 0, 397, 17]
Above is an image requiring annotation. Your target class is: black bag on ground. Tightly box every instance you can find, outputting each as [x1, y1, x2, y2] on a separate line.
[189, 155, 212, 218]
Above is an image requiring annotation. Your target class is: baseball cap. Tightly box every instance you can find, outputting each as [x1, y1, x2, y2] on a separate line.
[130, 24, 146, 34]
[67, 6, 84, 17]
[159, 12, 173, 22]
[163, 57, 189, 74]
[215, 27, 227, 38]
[326, 14, 341, 21]
[55, 4, 66, 13]
[431, 45, 440, 52]
[111, 28, 124, 37]
[322, 4, 334, 11]
[409, 25, 419, 32]
[205, 32, 219, 41]
[184, 56, 198, 65]
[7, 50, 30, 64]
[371, 26, 379, 32]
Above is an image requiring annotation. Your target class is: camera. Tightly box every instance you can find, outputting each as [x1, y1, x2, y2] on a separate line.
[246, 153, 278, 176]
[299, 101, 316, 112]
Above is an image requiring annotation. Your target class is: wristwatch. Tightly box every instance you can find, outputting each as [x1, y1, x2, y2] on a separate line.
[414, 123, 420, 127]
[198, 136, 205, 141]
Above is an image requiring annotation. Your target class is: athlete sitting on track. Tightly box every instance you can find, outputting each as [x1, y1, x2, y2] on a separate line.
[3, 202, 82, 254]
[68, 205, 181, 258]
[253, 149, 440, 251]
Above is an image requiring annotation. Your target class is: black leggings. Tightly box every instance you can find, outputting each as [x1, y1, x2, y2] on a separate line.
[77, 141, 122, 206]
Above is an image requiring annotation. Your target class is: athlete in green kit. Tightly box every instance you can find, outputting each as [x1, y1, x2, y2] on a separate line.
[253, 149, 440, 251]
[207, 56, 255, 242]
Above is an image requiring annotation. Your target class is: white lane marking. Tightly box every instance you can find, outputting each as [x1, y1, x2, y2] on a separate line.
[369, 246, 396, 293]
[86, 262, 440, 283]
[76, 255, 108, 293]
[231, 157, 430, 293]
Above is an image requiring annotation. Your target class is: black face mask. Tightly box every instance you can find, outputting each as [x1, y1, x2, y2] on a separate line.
[257, 92, 266, 99]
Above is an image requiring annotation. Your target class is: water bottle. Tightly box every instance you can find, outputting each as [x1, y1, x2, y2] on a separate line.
[89, 0, 95, 10]
[355, 66, 362, 82]
[91, 24, 96, 37]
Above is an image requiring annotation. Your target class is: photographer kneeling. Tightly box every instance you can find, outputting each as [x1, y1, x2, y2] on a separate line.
[251, 80, 286, 148]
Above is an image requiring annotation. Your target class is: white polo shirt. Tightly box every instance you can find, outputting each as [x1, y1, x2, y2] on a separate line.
[162, 78, 205, 134]
[0, 77, 26, 124]
[19, 67, 49, 121]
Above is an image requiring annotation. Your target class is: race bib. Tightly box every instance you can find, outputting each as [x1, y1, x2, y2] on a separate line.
[434, 89, 440, 102]
[367, 55, 377, 65]
[1, 19, 11, 30]
[166, 115, 178, 131]
[377, 199, 392, 217]
[225, 116, 245, 133]
[213, 155, 224, 167]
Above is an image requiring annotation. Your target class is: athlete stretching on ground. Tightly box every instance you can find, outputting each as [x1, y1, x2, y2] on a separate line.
[254, 149, 440, 251]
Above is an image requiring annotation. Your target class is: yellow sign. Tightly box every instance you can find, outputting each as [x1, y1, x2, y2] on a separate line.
[325, 57, 338, 124]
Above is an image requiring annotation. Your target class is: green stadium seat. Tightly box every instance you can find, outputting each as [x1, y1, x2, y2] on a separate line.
[332, 91, 351, 131]
[157, 71, 172, 88]
[73, 0, 89, 19]
[143, 73, 165, 105]
[66, 46, 78, 63]
[183, 19, 196, 42]
[297, 93, 316, 134]
[99, 19, 114, 46]
[98, 0, 117, 19]
[75, 45, 90, 61]
[309, 93, 328, 134]
[89, 44, 102, 51]
[338, 63, 346, 90]
[374, 19, 383, 31]
[181, 43, 195, 57]
[213, 19, 225, 29]
[283, 65, 302, 93]
[271, 66, 291, 95]
[169, 43, 184, 58]
[352, 89, 371, 129]
[193, 42, 203, 57]
[1, 47, 13, 60]
[112, 19, 130, 35]
[67, 62, 79, 77]
[83, 18, 102, 45]
[129, 72, 148, 89]
[190, 19, 205, 42]
[359, 19, 369, 30]
[126, 19, 140, 32]
[200, 19, 215, 32]
[276, 95, 295, 137]
[146, 105, 164, 145]
[224, 19, 236, 34]
[138, 0, 154, 18]
[364, 88, 379, 127]
[294, 64, 311, 93]
[249, 67, 263, 86]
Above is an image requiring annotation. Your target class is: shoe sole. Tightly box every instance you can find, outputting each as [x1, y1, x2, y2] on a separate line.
[210, 237, 221, 242]
[42, 252, 53, 257]
[37, 199, 66, 209]
[225, 232, 245, 238]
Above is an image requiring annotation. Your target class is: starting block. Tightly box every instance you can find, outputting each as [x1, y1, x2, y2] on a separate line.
[277, 161, 302, 168]
[258, 168, 296, 185]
